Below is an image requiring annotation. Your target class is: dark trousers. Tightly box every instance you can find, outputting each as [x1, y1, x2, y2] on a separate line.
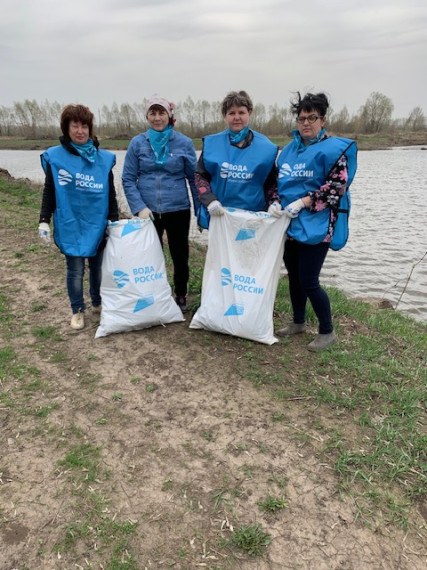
[153, 209, 191, 297]
[283, 240, 333, 334]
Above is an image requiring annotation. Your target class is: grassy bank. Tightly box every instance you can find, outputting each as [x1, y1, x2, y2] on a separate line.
[0, 175, 426, 568]
[1, 131, 427, 152]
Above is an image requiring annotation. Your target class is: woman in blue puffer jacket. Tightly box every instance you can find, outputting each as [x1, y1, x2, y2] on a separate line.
[122, 95, 199, 312]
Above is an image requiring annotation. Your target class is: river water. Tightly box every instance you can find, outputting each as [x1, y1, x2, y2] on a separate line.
[1, 147, 426, 323]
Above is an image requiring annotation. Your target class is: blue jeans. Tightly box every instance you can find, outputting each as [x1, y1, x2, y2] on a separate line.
[283, 240, 333, 334]
[65, 248, 104, 314]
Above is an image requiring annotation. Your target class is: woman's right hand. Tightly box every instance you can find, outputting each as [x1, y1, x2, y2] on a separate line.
[38, 222, 51, 246]
[268, 201, 284, 218]
[207, 200, 225, 216]
[138, 208, 154, 220]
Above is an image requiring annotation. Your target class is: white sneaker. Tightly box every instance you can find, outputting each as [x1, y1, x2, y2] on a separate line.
[70, 312, 85, 330]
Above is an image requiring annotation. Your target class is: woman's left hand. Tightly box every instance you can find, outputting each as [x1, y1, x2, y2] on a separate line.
[284, 198, 305, 218]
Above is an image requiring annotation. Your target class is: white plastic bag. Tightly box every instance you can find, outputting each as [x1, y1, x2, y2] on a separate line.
[190, 208, 289, 344]
[95, 219, 184, 338]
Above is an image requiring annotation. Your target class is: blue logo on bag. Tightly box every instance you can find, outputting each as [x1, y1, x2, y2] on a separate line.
[224, 304, 244, 316]
[121, 221, 141, 237]
[236, 228, 256, 241]
[113, 270, 130, 288]
[221, 267, 232, 286]
[133, 296, 155, 312]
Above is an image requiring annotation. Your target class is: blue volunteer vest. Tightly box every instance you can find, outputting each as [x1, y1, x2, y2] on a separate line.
[198, 130, 277, 228]
[41, 145, 116, 256]
[277, 136, 357, 245]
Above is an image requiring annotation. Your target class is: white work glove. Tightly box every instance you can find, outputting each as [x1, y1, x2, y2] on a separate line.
[138, 207, 154, 220]
[207, 200, 225, 216]
[268, 201, 284, 218]
[284, 198, 305, 219]
[38, 222, 51, 246]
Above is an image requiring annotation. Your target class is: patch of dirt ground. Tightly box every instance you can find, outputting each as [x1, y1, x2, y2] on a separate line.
[0, 215, 426, 569]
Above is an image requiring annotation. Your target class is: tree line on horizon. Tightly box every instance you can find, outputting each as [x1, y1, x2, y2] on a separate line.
[0, 91, 425, 140]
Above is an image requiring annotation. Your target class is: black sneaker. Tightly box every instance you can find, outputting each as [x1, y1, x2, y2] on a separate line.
[175, 295, 187, 313]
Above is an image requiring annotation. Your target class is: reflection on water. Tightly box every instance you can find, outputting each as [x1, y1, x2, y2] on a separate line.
[1, 147, 426, 323]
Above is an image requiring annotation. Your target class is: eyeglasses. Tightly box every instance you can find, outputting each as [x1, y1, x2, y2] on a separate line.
[296, 115, 323, 124]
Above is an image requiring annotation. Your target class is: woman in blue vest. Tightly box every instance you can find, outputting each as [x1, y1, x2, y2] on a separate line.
[271, 92, 357, 351]
[38, 104, 118, 330]
[195, 90, 278, 226]
[122, 95, 199, 313]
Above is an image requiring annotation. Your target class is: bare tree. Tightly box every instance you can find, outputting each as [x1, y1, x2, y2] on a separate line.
[329, 106, 351, 133]
[119, 103, 137, 135]
[133, 101, 147, 131]
[358, 91, 394, 133]
[251, 103, 266, 131]
[406, 106, 425, 131]
[0, 105, 14, 136]
[180, 96, 196, 137]
[13, 99, 42, 137]
[198, 100, 211, 129]
[1, 96, 425, 139]
[264, 104, 290, 136]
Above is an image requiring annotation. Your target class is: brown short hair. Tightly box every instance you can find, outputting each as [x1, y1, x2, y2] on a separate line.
[60, 104, 95, 139]
[221, 90, 253, 116]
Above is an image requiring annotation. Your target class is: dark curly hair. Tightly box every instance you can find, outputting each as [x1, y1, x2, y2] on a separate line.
[221, 90, 253, 116]
[290, 92, 329, 117]
[60, 104, 95, 140]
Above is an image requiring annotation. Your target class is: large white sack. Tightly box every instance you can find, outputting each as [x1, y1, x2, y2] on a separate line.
[95, 219, 184, 338]
[190, 208, 289, 345]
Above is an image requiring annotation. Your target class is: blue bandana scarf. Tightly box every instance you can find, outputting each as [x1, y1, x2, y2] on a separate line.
[148, 125, 173, 166]
[293, 128, 326, 152]
[70, 139, 97, 163]
[227, 125, 250, 145]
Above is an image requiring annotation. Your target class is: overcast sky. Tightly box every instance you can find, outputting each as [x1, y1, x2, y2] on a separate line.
[1, 0, 426, 119]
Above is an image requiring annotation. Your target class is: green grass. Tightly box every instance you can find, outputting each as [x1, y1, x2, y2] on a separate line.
[257, 494, 287, 512]
[31, 301, 48, 312]
[31, 325, 62, 341]
[54, 440, 139, 561]
[0, 176, 43, 206]
[230, 524, 272, 556]
[57, 442, 101, 481]
[0, 138, 59, 150]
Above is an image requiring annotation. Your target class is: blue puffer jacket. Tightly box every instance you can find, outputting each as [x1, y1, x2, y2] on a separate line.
[122, 130, 199, 215]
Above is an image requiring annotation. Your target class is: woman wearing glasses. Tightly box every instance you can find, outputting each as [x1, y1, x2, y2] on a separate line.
[270, 92, 357, 351]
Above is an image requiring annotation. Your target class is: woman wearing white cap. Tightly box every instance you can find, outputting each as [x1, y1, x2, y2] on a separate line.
[122, 95, 199, 312]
